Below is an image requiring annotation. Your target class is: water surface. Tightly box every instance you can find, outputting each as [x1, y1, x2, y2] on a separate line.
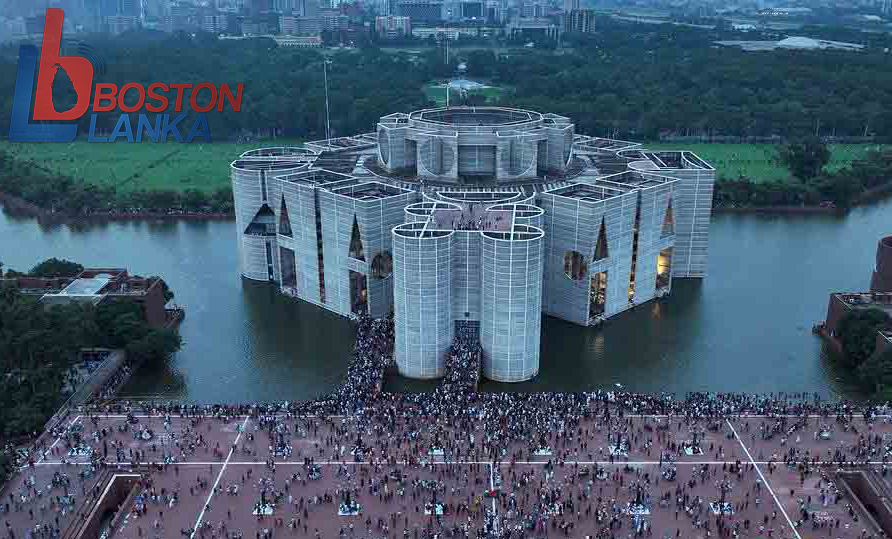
[1, 198, 888, 402]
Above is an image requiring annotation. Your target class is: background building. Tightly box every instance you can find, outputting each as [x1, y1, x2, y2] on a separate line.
[375, 14, 410, 37]
[396, 0, 442, 21]
[563, 8, 594, 33]
[822, 235, 892, 360]
[871, 236, 892, 293]
[231, 107, 715, 383]
[508, 17, 561, 39]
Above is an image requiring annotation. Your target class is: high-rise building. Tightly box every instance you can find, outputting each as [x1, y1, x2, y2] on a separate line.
[280, 14, 296, 32]
[105, 13, 138, 31]
[485, 1, 502, 22]
[396, 0, 442, 22]
[460, 0, 482, 18]
[118, 0, 140, 17]
[319, 7, 347, 29]
[295, 0, 319, 17]
[563, 8, 593, 33]
[271, 0, 293, 12]
[202, 13, 228, 31]
[375, 15, 410, 37]
[562, 0, 577, 11]
[519, 1, 543, 18]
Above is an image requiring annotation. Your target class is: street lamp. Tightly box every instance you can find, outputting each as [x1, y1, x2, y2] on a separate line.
[323, 58, 333, 148]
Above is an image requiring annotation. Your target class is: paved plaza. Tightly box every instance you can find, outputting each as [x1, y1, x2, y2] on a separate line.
[4, 411, 892, 539]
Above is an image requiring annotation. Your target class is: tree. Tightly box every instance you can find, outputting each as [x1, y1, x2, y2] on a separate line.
[125, 328, 182, 364]
[28, 258, 84, 278]
[857, 347, 892, 400]
[776, 137, 831, 181]
[837, 308, 892, 367]
[0, 264, 182, 444]
[181, 189, 209, 212]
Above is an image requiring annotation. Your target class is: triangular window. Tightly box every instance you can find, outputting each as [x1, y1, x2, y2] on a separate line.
[279, 196, 292, 237]
[594, 218, 609, 261]
[244, 204, 276, 236]
[661, 199, 674, 237]
[349, 215, 365, 261]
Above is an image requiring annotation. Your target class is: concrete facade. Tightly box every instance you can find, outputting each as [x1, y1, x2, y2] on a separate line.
[377, 108, 574, 184]
[871, 236, 892, 293]
[231, 107, 715, 383]
[392, 224, 455, 378]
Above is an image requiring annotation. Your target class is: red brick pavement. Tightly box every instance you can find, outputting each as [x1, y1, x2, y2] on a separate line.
[4, 414, 892, 539]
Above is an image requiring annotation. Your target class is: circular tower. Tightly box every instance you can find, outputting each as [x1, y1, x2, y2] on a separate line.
[230, 148, 316, 281]
[480, 223, 545, 382]
[392, 222, 455, 379]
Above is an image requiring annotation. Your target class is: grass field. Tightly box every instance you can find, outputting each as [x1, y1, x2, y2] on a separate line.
[1, 140, 885, 194]
[0, 139, 304, 193]
[423, 83, 506, 106]
[644, 143, 889, 183]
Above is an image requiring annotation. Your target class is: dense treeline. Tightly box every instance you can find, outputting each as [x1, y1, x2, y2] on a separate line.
[0, 151, 234, 215]
[0, 260, 182, 482]
[2, 19, 892, 211]
[469, 19, 892, 140]
[714, 146, 892, 208]
[835, 309, 892, 401]
[3, 18, 892, 140]
[0, 36, 432, 140]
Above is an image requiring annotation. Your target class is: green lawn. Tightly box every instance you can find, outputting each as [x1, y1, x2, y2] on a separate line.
[3, 139, 883, 193]
[643, 143, 889, 183]
[0, 139, 304, 193]
[423, 83, 506, 106]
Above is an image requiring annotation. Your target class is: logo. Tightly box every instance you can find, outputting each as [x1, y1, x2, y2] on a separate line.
[9, 8, 243, 143]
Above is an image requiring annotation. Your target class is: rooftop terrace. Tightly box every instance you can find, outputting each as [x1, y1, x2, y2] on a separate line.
[331, 181, 410, 201]
[547, 183, 627, 202]
[836, 292, 892, 317]
[414, 107, 541, 127]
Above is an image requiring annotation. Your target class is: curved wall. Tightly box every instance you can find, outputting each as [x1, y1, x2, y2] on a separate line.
[231, 166, 268, 280]
[392, 226, 454, 379]
[872, 236, 892, 292]
[241, 235, 275, 281]
[480, 227, 544, 382]
[378, 107, 573, 182]
[231, 150, 314, 282]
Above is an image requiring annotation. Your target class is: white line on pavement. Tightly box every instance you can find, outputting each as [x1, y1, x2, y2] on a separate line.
[727, 420, 802, 539]
[190, 416, 250, 539]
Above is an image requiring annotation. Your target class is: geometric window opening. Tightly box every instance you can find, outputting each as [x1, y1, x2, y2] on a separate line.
[280, 246, 297, 289]
[629, 198, 642, 301]
[349, 270, 368, 316]
[279, 196, 293, 237]
[589, 271, 608, 320]
[348, 215, 365, 261]
[563, 251, 587, 281]
[594, 218, 609, 261]
[371, 251, 393, 279]
[244, 204, 276, 236]
[656, 247, 673, 290]
[661, 198, 674, 237]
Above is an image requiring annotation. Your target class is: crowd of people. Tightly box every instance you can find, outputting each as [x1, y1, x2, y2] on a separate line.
[10, 316, 892, 539]
[438, 328, 482, 396]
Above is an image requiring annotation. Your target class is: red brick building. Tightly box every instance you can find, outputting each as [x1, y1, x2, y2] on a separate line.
[2, 268, 172, 328]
